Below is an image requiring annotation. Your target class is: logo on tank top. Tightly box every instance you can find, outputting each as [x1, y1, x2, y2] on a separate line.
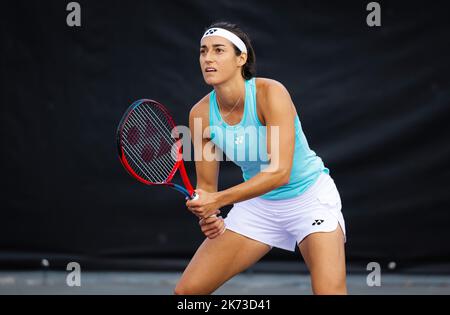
[312, 219, 324, 226]
[234, 135, 244, 145]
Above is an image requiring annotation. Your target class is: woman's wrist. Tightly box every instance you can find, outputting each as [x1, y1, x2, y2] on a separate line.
[215, 190, 230, 209]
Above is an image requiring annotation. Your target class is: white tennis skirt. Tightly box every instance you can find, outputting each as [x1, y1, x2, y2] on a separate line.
[224, 172, 346, 252]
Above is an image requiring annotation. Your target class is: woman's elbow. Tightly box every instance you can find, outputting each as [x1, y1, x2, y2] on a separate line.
[264, 163, 291, 187]
[276, 169, 291, 187]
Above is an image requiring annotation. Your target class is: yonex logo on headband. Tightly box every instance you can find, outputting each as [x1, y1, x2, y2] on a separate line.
[204, 28, 218, 36]
[201, 27, 247, 53]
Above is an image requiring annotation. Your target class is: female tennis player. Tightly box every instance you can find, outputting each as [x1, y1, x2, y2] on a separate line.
[175, 22, 347, 295]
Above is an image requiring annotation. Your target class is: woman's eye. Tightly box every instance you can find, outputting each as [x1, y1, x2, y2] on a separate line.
[216, 48, 223, 53]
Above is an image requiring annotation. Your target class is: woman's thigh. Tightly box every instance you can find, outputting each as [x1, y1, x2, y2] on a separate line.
[298, 224, 347, 294]
[175, 229, 272, 295]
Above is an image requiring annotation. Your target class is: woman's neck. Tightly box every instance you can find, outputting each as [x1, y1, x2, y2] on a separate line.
[214, 76, 246, 110]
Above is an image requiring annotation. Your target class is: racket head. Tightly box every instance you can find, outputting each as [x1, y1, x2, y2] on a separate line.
[116, 99, 182, 186]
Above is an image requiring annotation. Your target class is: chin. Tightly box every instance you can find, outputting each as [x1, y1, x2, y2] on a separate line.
[204, 72, 236, 86]
[203, 76, 223, 86]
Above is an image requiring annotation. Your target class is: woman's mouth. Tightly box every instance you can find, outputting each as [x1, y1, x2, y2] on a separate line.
[205, 67, 217, 73]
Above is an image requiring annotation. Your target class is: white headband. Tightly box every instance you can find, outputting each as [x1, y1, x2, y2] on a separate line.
[201, 28, 247, 53]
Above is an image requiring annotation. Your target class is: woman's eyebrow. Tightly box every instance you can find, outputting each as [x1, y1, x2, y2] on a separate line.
[200, 44, 226, 49]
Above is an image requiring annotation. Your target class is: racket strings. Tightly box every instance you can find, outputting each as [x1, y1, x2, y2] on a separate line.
[122, 126, 174, 182]
[121, 102, 180, 183]
[140, 105, 177, 143]
[127, 114, 176, 165]
[124, 113, 176, 176]
[134, 106, 179, 162]
[121, 133, 168, 183]
[122, 120, 176, 182]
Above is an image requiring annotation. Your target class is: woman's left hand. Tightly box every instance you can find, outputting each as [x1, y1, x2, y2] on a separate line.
[186, 189, 222, 219]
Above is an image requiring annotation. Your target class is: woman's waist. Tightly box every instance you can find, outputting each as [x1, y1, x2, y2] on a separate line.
[237, 171, 336, 212]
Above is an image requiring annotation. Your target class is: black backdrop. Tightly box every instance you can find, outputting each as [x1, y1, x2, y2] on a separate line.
[1, 0, 449, 271]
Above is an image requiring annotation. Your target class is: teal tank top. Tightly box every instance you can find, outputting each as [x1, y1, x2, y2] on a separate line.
[209, 77, 329, 200]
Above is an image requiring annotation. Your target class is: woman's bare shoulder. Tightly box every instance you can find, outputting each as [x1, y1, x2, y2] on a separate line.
[255, 77, 287, 94]
[255, 77, 291, 110]
[255, 77, 296, 119]
[189, 93, 210, 120]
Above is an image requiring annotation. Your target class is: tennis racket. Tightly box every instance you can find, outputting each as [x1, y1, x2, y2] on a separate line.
[116, 98, 199, 201]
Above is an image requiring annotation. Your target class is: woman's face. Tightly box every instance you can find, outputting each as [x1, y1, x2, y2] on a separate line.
[199, 36, 246, 85]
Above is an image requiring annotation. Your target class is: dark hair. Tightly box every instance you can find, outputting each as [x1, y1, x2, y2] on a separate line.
[205, 21, 256, 80]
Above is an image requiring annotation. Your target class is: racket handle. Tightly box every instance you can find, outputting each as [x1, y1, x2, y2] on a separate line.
[190, 192, 199, 200]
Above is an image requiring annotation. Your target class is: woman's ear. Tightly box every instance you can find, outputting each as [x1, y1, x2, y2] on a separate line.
[237, 52, 248, 67]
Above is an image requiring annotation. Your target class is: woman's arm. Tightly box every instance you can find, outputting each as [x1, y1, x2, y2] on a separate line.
[188, 99, 225, 238]
[187, 81, 296, 218]
[189, 98, 220, 193]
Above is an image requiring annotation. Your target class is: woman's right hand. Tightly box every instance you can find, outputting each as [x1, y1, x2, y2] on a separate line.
[199, 214, 226, 239]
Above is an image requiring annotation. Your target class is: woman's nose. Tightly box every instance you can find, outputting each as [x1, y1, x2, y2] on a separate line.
[204, 51, 214, 63]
